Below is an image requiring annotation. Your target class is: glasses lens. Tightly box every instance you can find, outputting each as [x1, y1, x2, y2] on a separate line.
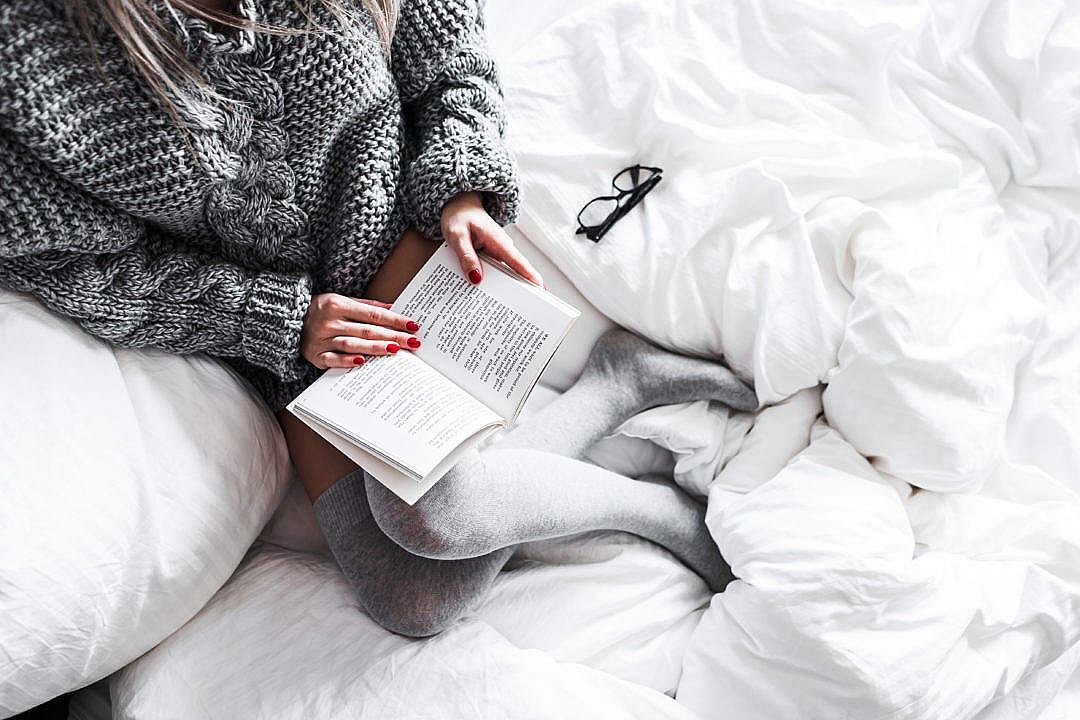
[613, 166, 660, 193]
[579, 196, 619, 228]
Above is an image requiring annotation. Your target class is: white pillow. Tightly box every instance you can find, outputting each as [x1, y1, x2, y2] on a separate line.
[0, 291, 292, 715]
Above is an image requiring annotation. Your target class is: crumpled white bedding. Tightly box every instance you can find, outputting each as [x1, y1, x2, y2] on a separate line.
[107, 383, 728, 717]
[104, 382, 819, 719]
[498, 0, 1080, 717]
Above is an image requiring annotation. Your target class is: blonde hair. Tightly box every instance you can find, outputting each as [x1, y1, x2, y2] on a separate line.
[64, 0, 400, 124]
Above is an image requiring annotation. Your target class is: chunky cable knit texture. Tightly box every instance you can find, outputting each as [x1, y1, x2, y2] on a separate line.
[0, 0, 520, 410]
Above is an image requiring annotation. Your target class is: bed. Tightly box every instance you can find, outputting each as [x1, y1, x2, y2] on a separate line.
[3, 0, 1080, 717]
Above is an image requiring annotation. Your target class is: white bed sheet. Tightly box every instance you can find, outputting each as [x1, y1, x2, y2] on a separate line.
[110, 537, 707, 719]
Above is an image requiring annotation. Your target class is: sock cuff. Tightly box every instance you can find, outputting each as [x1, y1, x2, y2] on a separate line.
[312, 468, 371, 538]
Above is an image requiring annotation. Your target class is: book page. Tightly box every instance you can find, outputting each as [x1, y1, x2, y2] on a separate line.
[290, 415, 498, 505]
[392, 243, 579, 419]
[289, 351, 502, 478]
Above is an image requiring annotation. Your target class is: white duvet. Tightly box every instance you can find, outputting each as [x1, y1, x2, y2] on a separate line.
[499, 0, 1080, 717]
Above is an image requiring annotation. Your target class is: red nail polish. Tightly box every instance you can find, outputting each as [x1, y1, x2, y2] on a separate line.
[407, 337, 421, 349]
[353, 356, 365, 365]
[468, 269, 482, 284]
[406, 320, 420, 332]
[387, 343, 400, 354]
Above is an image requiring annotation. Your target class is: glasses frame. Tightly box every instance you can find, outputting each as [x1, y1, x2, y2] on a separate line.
[575, 164, 664, 242]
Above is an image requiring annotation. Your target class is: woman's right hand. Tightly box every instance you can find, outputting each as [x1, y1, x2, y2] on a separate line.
[300, 293, 421, 369]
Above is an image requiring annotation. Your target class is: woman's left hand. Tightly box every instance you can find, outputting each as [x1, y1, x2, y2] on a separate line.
[441, 191, 544, 288]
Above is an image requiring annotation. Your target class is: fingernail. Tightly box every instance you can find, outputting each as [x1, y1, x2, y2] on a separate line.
[406, 320, 420, 332]
[353, 356, 365, 365]
[468, 269, 482, 285]
[387, 343, 399, 354]
[407, 337, 421, 349]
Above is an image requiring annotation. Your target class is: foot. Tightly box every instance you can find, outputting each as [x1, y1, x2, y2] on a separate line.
[636, 474, 736, 593]
[689, 536, 736, 594]
[580, 328, 758, 413]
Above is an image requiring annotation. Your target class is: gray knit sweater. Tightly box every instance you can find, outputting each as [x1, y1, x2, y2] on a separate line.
[0, 0, 520, 410]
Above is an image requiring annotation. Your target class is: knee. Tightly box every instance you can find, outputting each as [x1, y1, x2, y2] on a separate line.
[363, 590, 463, 638]
[365, 460, 491, 560]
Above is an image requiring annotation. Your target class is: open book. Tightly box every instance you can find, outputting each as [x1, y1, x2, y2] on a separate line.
[286, 242, 579, 504]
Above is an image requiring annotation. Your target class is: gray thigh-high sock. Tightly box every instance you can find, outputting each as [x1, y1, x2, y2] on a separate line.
[314, 469, 513, 638]
[365, 329, 756, 592]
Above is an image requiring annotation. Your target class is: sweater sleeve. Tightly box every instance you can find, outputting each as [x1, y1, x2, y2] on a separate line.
[391, 0, 521, 240]
[0, 130, 312, 382]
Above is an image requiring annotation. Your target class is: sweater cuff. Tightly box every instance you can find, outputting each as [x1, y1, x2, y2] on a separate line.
[241, 271, 312, 381]
[404, 131, 521, 240]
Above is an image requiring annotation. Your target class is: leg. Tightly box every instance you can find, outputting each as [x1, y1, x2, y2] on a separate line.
[278, 228, 511, 637]
[315, 469, 513, 637]
[366, 329, 754, 591]
[278, 411, 514, 637]
[495, 328, 758, 458]
[370, 447, 734, 590]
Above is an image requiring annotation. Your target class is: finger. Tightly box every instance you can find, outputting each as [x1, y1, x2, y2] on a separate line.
[444, 221, 483, 285]
[474, 224, 545, 288]
[332, 322, 421, 349]
[356, 299, 393, 309]
[330, 335, 416, 355]
[333, 296, 418, 332]
[317, 351, 368, 369]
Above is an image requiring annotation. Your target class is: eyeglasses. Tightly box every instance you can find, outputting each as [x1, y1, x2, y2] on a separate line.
[576, 164, 663, 242]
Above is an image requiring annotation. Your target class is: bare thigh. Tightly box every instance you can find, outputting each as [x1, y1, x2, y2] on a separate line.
[277, 228, 438, 503]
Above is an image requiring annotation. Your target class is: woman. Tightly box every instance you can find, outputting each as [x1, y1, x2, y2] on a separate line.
[0, 0, 756, 636]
